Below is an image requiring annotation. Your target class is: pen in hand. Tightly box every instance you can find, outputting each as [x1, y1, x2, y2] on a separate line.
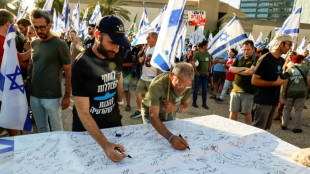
[114, 147, 132, 158]
[179, 134, 190, 150]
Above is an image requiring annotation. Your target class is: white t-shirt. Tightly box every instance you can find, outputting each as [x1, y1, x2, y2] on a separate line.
[141, 46, 158, 81]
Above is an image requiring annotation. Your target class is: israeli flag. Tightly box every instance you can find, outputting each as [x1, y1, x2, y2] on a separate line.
[255, 32, 263, 47]
[71, 1, 80, 33]
[208, 32, 213, 42]
[61, 0, 70, 32]
[151, 5, 167, 32]
[89, 2, 101, 25]
[197, 26, 206, 43]
[276, 6, 302, 37]
[138, 2, 149, 32]
[16, 8, 21, 21]
[248, 33, 255, 45]
[208, 16, 247, 58]
[151, 0, 186, 71]
[189, 31, 196, 46]
[81, 8, 89, 36]
[0, 25, 32, 131]
[236, 44, 243, 58]
[43, 0, 54, 14]
[297, 36, 306, 54]
[175, 22, 187, 60]
[19, 6, 28, 21]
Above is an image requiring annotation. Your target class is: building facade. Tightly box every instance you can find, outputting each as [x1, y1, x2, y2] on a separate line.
[294, 0, 310, 24]
[240, 0, 294, 22]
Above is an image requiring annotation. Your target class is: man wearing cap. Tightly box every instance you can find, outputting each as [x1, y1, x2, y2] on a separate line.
[72, 16, 131, 162]
[251, 33, 291, 130]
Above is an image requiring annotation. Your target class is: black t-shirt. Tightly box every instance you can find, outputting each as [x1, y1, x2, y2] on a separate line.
[71, 48, 124, 131]
[131, 46, 142, 70]
[122, 47, 133, 76]
[84, 37, 95, 49]
[253, 52, 285, 106]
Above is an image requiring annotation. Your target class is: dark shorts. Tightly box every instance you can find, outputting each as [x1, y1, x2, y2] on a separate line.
[213, 71, 226, 84]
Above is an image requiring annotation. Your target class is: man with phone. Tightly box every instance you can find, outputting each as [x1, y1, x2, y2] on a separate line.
[251, 34, 293, 130]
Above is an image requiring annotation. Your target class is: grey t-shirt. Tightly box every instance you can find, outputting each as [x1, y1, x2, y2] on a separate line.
[30, 36, 71, 98]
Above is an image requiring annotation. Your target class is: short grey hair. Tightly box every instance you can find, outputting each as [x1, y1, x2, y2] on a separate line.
[172, 62, 194, 80]
[148, 31, 158, 39]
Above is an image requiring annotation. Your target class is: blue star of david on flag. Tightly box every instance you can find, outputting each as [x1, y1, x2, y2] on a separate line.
[219, 32, 229, 42]
[6, 66, 25, 94]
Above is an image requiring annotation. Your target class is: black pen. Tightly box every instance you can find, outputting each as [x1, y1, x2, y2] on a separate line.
[179, 134, 190, 150]
[114, 147, 132, 158]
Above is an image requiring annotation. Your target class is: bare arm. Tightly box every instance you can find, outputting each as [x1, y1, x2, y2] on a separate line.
[74, 96, 126, 162]
[191, 61, 200, 76]
[229, 66, 247, 74]
[17, 49, 31, 62]
[149, 105, 189, 150]
[252, 74, 286, 87]
[117, 72, 123, 116]
[238, 66, 256, 76]
[61, 64, 71, 110]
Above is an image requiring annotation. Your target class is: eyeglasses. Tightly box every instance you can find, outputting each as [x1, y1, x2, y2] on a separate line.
[284, 42, 292, 47]
[175, 84, 191, 90]
[33, 25, 48, 31]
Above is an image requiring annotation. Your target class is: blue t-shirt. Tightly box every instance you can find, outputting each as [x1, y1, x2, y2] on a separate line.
[213, 51, 228, 72]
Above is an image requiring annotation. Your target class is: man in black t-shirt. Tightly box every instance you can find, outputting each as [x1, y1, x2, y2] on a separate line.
[83, 24, 95, 49]
[252, 34, 293, 130]
[72, 16, 131, 162]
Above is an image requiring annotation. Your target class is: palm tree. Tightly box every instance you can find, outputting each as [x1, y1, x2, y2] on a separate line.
[87, 0, 131, 22]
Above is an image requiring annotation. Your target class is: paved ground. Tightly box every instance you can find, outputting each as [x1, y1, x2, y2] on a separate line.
[21, 79, 310, 148]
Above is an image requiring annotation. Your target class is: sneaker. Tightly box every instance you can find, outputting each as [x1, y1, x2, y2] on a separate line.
[292, 128, 302, 133]
[202, 104, 209, 109]
[130, 110, 141, 118]
[281, 125, 287, 130]
[125, 105, 131, 111]
[192, 102, 198, 108]
[209, 95, 216, 99]
[215, 98, 223, 103]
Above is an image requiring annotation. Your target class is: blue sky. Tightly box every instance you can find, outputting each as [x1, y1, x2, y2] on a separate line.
[220, 0, 241, 9]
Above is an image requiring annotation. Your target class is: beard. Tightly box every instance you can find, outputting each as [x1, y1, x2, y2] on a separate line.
[97, 45, 116, 59]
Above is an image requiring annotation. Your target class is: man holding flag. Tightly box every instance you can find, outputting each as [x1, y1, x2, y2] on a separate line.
[0, 9, 32, 136]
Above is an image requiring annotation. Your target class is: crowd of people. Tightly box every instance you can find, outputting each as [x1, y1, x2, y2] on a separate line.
[0, 7, 309, 162]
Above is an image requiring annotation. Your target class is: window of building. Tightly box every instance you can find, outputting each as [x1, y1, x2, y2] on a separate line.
[240, 3, 257, 7]
[246, 14, 256, 18]
[241, 8, 257, 12]
[258, 3, 270, 7]
[257, 14, 268, 18]
[257, 8, 269, 12]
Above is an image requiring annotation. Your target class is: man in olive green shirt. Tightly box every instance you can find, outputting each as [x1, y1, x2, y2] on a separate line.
[142, 62, 193, 150]
[191, 40, 212, 109]
[229, 40, 257, 125]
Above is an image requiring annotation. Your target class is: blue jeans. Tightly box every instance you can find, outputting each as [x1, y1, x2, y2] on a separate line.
[193, 75, 209, 104]
[30, 96, 63, 132]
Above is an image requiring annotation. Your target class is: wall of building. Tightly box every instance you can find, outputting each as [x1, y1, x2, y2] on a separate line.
[294, 0, 310, 24]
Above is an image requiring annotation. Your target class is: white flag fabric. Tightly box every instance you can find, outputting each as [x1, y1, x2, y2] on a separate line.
[255, 32, 263, 47]
[71, 1, 80, 33]
[189, 31, 196, 46]
[197, 26, 206, 43]
[81, 8, 89, 36]
[236, 44, 243, 58]
[297, 36, 306, 54]
[208, 32, 213, 42]
[208, 16, 247, 58]
[61, 0, 70, 32]
[151, 0, 186, 71]
[43, 0, 54, 14]
[248, 33, 255, 45]
[175, 22, 187, 60]
[52, 9, 57, 34]
[16, 8, 21, 21]
[89, 2, 101, 25]
[0, 25, 32, 131]
[138, 2, 149, 32]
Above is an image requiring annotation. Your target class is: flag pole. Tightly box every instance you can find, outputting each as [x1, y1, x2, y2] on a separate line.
[165, 64, 173, 120]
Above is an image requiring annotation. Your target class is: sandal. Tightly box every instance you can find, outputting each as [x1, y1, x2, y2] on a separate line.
[125, 105, 131, 111]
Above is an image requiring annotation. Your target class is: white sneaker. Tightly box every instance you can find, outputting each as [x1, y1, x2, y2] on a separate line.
[0, 129, 8, 137]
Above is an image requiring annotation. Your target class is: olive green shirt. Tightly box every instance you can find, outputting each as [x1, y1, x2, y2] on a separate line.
[192, 50, 212, 75]
[30, 36, 71, 98]
[286, 64, 310, 98]
[142, 73, 192, 120]
[232, 55, 257, 94]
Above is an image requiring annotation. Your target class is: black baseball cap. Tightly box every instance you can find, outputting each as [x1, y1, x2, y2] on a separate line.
[97, 15, 131, 47]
